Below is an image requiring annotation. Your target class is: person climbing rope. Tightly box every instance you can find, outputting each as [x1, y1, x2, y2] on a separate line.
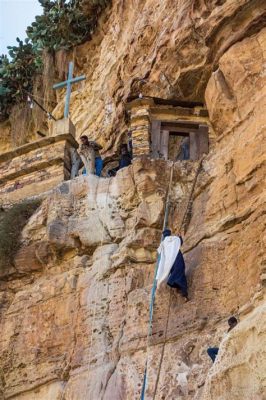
[156, 229, 188, 300]
[141, 160, 204, 399]
[207, 316, 238, 363]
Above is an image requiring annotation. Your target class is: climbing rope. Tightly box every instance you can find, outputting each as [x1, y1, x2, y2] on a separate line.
[23, 89, 57, 121]
[140, 162, 174, 400]
[152, 289, 172, 400]
[85, 176, 112, 397]
[141, 157, 204, 400]
[181, 158, 204, 235]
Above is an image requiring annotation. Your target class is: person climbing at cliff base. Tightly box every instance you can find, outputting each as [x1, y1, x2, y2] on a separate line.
[156, 229, 188, 300]
[207, 316, 238, 363]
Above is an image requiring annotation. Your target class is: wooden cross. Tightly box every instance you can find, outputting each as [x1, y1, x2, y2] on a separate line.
[53, 61, 86, 118]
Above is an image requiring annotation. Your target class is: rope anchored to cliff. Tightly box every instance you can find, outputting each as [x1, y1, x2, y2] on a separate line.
[140, 162, 174, 400]
[140, 158, 204, 400]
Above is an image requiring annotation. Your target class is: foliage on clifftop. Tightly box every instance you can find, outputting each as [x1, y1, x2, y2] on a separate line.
[0, 0, 110, 121]
[0, 200, 41, 274]
[0, 39, 42, 121]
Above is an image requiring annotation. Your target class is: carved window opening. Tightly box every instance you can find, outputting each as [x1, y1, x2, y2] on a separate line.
[127, 97, 210, 159]
[151, 120, 209, 161]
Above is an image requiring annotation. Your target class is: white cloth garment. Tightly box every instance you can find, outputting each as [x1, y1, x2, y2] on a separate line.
[156, 236, 181, 288]
[79, 144, 95, 174]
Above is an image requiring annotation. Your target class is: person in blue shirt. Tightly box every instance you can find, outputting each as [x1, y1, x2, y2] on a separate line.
[91, 140, 103, 177]
[80, 135, 103, 176]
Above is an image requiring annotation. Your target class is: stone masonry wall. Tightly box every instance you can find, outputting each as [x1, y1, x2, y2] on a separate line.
[0, 134, 78, 206]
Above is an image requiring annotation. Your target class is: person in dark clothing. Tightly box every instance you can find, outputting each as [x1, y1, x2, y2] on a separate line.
[108, 145, 131, 176]
[162, 229, 188, 300]
[167, 239, 188, 299]
[207, 347, 219, 363]
[176, 137, 190, 160]
[127, 131, 133, 158]
[207, 317, 238, 363]
[119, 144, 132, 168]
[162, 229, 171, 238]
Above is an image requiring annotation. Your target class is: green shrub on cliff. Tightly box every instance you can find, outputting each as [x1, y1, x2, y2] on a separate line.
[0, 39, 42, 121]
[0, 0, 110, 120]
[0, 200, 41, 274]
[27, 0, 91, 51]
[27, 0, 110, 52]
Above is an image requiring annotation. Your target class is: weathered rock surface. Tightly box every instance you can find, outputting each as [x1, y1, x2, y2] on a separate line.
[0, 2, 265, 400]
[51, 0, 266, 155]
[1, 0, 266, 155]
[0, 149, 265, 399]
[201, 303, 266, 400]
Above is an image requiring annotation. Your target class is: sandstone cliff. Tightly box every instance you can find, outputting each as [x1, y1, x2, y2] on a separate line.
[0, 1, 265, 399]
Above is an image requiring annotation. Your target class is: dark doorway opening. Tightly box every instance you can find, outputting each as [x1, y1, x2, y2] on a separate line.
[151, 120, 209, 161]
[168, 132, 190, 161]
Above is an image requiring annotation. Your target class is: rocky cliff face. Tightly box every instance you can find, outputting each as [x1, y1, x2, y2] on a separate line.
[0, 1, 265, 399]
[1, 0, 266, 154]
[52, 0, 266, 156]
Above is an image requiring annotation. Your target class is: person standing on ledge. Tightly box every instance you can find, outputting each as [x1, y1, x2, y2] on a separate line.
[119, 144, 132, 169]
[91, 140, 103, 177]
[79, 135, 103, 176]
[207, 317, 238, 363]
[79, 135, 95, 175]
[107, 144, 132, 177]
[156, 229, 188, 301]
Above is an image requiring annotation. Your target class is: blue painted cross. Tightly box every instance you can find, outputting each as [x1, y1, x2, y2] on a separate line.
[53, 61, 86, 118]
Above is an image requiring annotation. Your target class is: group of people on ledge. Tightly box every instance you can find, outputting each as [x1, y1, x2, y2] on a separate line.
[74, 135, 132, 178]
[157, 228, 238, 365]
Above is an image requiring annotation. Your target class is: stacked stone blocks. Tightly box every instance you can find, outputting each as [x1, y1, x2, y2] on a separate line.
[0, 119, 78, 206]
